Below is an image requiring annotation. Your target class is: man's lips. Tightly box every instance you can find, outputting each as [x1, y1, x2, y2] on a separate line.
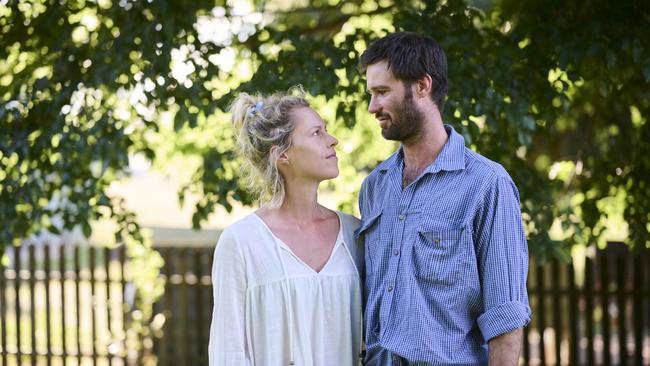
[377, 116, 391, 128]
[376, 113, 391, 125]
[326, 153, 337, 159]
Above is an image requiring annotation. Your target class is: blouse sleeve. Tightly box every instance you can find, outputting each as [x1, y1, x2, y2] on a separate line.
[208, 228, 252, 366]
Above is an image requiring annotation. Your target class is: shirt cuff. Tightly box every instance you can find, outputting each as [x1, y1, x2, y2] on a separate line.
[477, 301, 531, 341]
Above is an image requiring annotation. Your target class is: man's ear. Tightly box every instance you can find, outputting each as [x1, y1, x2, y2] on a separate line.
[415, 74, 433, 98]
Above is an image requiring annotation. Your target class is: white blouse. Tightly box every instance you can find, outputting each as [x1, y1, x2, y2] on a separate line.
[208, 211, 364, 366]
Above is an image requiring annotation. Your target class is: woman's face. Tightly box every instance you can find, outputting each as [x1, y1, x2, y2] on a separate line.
[280, 106, 339, 183]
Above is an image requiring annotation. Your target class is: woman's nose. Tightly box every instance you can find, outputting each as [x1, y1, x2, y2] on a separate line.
[329, 133, 338, 146]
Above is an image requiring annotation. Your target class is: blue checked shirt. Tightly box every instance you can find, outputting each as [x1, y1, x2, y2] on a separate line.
[358, 125, 531, 366]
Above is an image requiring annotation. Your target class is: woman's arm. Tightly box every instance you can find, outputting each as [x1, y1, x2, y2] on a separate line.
[208, 228, 251, 366]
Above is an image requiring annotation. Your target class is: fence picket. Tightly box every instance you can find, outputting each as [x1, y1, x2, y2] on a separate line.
[600, 253, 611, 366]
[194, 248, 206, 366]
[568, 261, 578, 365]
[585, 256, 595, 365]
[633, 254, 644, 366]
[0, 248, 7, 366]
[44, 245, 52, 366]
[163, 248, 175, 365]
[105, 246, 113, 366]
[616, 255, 628, 366]
[551, 259, 562, 365]
[119, 245, 129, 366]
[180, 248, 191, 366]
[14, 247, 22, 365]
[74, 245, 82, 363]
[90, 246, 98, 364]
[60, 245, 68, 365]
[28, 245, 36, 366]
[536, 262, 547, 365]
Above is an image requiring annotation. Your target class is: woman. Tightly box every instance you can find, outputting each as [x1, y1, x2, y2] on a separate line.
[208, 87, 363, 366]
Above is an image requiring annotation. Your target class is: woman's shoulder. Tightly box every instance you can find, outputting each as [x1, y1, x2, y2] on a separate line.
[218, 213, 270, 245]
[335, 211, 361, 245]
[335, 211, 364, 273]
[226, 213, 260, 232]
[335, 210, 361, 230]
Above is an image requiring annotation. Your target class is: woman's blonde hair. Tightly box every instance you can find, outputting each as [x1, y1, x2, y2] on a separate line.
[230, 86, 309, 207]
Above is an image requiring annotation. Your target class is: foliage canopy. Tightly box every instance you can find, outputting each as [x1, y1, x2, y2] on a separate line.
[2, 0, 649, 260]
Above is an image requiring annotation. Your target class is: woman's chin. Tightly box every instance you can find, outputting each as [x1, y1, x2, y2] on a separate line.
[319, 170, 339, 181]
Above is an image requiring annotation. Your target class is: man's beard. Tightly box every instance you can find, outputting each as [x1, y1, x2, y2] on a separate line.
[377, 86, 425, 141]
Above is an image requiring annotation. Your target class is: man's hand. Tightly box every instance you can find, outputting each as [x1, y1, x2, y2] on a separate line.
[488, 328, 523, 366]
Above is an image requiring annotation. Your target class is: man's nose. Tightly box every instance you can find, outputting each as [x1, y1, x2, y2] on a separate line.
[368, 96, 381, 114]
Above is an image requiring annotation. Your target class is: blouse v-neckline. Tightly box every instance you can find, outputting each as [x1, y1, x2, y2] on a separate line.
[252, 212, 344, 274]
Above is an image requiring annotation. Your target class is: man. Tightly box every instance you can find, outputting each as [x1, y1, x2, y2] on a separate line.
[356, 32, 531, 365]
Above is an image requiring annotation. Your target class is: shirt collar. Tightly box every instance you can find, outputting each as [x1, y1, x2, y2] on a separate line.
[377, 124, 466, 173]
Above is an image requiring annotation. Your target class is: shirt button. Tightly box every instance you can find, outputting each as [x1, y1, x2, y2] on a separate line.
[398, 213, 405, 220]
[393, 249, 400, 256]
[387, 285, 394, 292]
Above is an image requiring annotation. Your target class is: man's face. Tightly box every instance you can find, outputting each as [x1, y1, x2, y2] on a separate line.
[366, 61, 425, 141]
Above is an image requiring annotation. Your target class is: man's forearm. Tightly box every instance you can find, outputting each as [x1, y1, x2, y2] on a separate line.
[488, 328, 523, 366]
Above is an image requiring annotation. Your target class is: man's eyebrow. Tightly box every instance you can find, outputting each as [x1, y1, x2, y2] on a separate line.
[368, 85, 390, 92]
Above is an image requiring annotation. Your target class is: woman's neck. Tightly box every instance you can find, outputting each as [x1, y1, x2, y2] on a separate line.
[261, 180, 328, 226]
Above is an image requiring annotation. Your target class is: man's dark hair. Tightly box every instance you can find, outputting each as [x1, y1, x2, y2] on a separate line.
[359, 32, 448, 112]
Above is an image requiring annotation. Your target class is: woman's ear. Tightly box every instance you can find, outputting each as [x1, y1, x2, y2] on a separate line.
[278, 151, 290, 165]
[271, 146, 290, 166]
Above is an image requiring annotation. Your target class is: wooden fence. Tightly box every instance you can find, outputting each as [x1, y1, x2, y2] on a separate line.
[1, 242, 649, 365]
[0, 245, 131, 366]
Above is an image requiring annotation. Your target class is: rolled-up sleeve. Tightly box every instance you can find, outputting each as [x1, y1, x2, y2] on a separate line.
[474, 176, 531, 341]
[208, 228, 252, 366]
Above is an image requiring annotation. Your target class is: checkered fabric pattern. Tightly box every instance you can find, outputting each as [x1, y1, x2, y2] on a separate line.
[358, 125, 531, 366]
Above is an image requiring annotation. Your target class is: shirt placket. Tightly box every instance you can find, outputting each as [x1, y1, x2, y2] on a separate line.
[379, 181, 415, 338]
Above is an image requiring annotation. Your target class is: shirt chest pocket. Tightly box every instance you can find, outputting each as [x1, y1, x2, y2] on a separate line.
[412, 227, 465, 286]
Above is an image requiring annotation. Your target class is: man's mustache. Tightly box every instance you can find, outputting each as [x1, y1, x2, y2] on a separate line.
[375, 112, 390, 119]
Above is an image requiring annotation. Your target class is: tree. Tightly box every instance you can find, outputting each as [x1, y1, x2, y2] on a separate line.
[1, 0, 648, 263]
[185, 0, 650, 259]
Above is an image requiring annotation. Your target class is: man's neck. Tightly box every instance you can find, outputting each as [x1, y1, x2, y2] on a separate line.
[401, 119, 448, 174]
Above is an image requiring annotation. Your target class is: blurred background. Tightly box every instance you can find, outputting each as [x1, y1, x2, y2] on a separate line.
[1, 0, 648, 364]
